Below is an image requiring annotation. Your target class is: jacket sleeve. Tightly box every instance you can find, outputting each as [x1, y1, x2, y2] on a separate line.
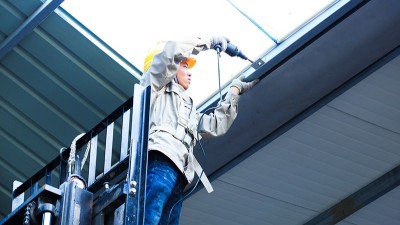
[198, 90, 241, 138]
[141, 37, 211, 91]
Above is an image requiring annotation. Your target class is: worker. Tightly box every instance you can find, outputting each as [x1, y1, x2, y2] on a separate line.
[140, 36, 258, 225]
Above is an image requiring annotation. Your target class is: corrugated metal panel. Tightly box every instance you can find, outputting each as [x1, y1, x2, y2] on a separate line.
[0, 0, 140, 218]
[181, 49, 400, 224]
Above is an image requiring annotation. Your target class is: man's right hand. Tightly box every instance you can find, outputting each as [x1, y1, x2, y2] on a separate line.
[210, 36, 230, 52]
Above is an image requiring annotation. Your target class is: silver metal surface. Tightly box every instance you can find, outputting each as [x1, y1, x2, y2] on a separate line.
[42, 212, 52, 225]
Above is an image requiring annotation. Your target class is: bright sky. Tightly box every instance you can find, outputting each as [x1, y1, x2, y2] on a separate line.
[61, 0, 337, 105]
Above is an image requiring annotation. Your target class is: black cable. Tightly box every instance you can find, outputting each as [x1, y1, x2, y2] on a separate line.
[167, 49, 224, 223]
[216, 48, 224, 105]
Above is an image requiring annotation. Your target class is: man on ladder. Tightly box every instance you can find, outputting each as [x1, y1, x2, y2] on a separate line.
[140, 36, 258, 225]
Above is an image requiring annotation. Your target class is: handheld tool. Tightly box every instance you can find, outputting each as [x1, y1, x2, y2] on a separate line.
[214, 42, 253, 63]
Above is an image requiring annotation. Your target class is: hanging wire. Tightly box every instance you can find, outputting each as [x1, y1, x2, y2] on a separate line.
[167, 47, 225, 223]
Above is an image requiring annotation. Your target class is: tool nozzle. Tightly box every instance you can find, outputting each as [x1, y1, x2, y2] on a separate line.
[225, 43, 252, 62]
[215, 42, 253, 63]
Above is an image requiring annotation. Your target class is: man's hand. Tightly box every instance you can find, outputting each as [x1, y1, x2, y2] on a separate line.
[210, 36, 230, 52]
[231, 75, 259, 95]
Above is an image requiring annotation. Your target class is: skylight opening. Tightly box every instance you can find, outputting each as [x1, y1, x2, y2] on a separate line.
[60, 0, 341, 105]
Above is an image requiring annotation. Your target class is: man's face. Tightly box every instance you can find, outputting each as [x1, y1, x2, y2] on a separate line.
[177, 62, 191, 90]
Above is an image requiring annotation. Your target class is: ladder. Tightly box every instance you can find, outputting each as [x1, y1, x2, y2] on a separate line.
[0, 84, 151, 225]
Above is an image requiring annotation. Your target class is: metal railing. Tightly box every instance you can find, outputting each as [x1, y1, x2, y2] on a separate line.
[1, 84, 151, 225]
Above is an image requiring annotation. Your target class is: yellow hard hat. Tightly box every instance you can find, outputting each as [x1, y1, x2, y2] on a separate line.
[143, 41, 196, 72]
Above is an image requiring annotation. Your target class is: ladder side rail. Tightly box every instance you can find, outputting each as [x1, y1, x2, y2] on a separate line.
[124, 84, 151, 225]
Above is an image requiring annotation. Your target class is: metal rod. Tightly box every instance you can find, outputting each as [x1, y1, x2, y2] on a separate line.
[120, 109, 131, 160]
[42, 212, 53, 225]
[226, 0, 278, 44]
[88, 135, 98, 186]
[104, 122, 114, 173]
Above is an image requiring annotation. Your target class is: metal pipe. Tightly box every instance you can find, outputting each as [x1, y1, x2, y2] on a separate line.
[42, 212, 53, 225]
[226, 0, 278, 44]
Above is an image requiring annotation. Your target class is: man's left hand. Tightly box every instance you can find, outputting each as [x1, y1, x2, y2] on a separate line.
[231, 75, 259, 95]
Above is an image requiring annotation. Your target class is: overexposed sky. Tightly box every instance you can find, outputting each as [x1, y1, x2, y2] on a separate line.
[61, 0, 336, 105]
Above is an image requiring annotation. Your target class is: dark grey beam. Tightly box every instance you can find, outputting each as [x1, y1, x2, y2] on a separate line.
[304, 164, 400, 225]
[0, 0, 64, 60]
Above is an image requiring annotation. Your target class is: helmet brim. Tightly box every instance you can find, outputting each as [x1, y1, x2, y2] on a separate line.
[182, 57, 196, 69]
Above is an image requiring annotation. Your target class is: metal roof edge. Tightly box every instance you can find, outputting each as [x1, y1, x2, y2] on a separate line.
[208, 40, 400, 186]
[189, 0, 369, 196]
[197, 0, 366, 113]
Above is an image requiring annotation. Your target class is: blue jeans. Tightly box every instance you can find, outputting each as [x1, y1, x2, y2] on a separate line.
[145, 152, 186, 225]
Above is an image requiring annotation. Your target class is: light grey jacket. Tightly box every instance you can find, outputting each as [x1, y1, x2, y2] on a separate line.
[140, 37, 241, 189]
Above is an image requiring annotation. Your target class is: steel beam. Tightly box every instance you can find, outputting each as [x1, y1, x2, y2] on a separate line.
[304, 164, 400, 225]
[0, 0, 64, 60]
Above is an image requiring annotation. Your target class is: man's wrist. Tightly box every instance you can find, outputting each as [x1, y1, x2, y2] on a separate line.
[230, 86, 241, 95]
